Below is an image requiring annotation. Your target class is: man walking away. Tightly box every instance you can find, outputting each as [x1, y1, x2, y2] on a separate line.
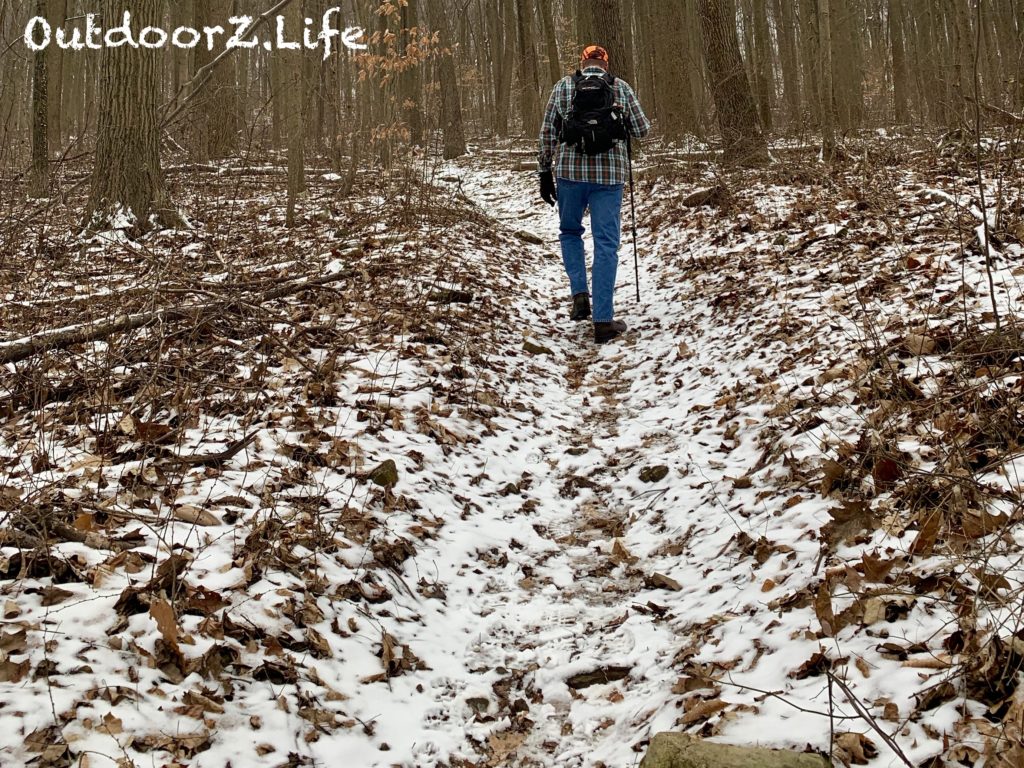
[537, 45, 652, 345]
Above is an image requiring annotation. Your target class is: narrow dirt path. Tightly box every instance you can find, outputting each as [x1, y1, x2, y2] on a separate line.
[416, 156, 685, 767]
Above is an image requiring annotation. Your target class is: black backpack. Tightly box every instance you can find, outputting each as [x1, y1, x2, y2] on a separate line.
[559, 71, 628, 156]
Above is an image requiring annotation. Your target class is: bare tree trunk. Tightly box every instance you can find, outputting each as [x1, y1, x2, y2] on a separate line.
[948, 0, 975, 122]
[697, 0, 769, 164]
[818, 0, 837, 157]
[45, 0, 65, 153]
[30, 0, 48, 198]
[890, 0, 911, 123]
[584, 0, 635, 87]
[401, 0, 424, 145]
[284, 0, 304, 226]
[653, 1, 697, 140]
[799, 0, 822, 125]
[684, 0, 709, 135]
[271, 53, 283, 149]
[488, 0, 509, 135]
[831, 0, 864, 130]
[193, 0, 240, 159]
[539, 0, 563, 85]
[87, 0, 173, 229]
[751, 0, 775, 131]
[514, 0, 541, 136]
[427, 0, 467, 157]
[774, 0, 802, 127]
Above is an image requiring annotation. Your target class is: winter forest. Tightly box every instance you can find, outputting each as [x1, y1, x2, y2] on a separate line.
[1, 0, 1023, 766]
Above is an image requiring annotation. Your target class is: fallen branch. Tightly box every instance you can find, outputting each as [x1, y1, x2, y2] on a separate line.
[964, 95, 1023, 125]
[828, 671, 915, 768]
[0, 249, 366, 366]
[164, 164, 344, 177]
[166, 431, 260, 467]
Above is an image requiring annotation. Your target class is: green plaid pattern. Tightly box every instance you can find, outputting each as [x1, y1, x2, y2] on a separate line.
[538, 67, 652, 186]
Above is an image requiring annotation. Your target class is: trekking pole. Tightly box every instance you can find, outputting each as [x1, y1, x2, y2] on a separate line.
[626, 132, 640, 303]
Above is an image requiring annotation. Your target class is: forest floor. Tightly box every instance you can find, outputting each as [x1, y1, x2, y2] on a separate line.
[1, 134, 1024, 768]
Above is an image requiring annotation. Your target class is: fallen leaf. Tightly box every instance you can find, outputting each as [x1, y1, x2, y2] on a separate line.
[611, 539, 639, 565]
[0, 629, 27, 655]
[820, 459, 847, 496]
[101, 713, 123, 735]
[0, 658, 29, 683]
[790, 651, 831, 680]
[647, 573, 682, 592]
[861, 552, 898, 582]
[834, 732, 878, 764]
[680, 698, 728, 725]
[961, 508, 1009, 539]
[862, 598, 886, 626]
[815, 582, 837, 637]
[306, 627, 332, 659]
[173, 506, 221, 527]
[872, 457, 902, 489]
[150, 598, 179, 645]
[38, 585, 74, 606]
[73, 513, 97, 532]
[488, 730, 525, 762]
[909, 510, 942, 557]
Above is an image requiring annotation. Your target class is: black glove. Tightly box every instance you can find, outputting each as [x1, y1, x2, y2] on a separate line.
[539, 171, 557, 207]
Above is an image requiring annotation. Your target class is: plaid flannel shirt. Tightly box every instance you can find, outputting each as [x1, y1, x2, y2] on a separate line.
[538, 67, 652, 186]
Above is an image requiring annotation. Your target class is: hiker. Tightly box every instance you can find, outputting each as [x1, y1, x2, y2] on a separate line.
[537, 44, 651, 345]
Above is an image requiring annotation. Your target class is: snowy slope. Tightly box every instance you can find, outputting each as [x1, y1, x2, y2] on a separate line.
[2, 143, 1023, 768]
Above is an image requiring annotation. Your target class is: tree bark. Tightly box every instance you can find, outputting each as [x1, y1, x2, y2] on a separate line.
[750, 0, 775, 131]
[889, 0, 910, 123]
[427, 0, 468, 157]
[539, 0, 563, 85]
[193, 0, 240, 160]
[401, 0, 424, 145]
[30, 0, 48, 198]
[653, 1, 697, 140]
[514, 0, 541, 137]
[87, 0, 173, 230]
[284, 0, 304, 227]
[697, 0, 769, 165]
[583, 0, 635, 87]
[44, 0, 65, 153]
[817, 0, 837, 157]
[774, 0, 802, 127]
[798, 0, 822, 125]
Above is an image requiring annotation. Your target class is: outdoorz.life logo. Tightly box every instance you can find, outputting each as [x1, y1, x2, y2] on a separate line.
[24, 8, 367, 59]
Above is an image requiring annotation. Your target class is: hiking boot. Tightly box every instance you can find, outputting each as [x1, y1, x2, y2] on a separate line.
[594, 320, 628, 344]
[570, 293, 591, 322]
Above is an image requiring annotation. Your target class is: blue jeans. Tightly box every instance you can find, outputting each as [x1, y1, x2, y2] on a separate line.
[557, 178, 624, 323]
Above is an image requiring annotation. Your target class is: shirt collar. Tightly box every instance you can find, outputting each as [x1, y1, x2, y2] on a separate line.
[581, 65, 608, 76]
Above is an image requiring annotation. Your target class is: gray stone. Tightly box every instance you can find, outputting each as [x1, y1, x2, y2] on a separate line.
[640, 734, 830, 768]
[640, 465, 670, 483]
[516, 230, 545, 245]
[368, 460, 399, 488]
[681, 186, 728, 209]
[523, 341, 554, 356]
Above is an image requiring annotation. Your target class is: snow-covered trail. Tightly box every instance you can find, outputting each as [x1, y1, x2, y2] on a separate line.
[409, 158, 690, 767]
[387, 156, 816, 768]
[391, 154, 966, 768]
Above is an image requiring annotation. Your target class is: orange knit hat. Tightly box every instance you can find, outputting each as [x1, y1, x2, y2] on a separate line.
[581, 45, 609, 64]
